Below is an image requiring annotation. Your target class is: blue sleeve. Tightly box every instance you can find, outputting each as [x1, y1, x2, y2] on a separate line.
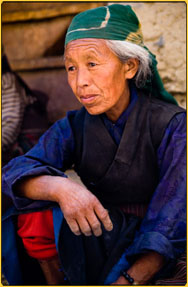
[126, 112, 186, 261]
[2, 111, 76, 211]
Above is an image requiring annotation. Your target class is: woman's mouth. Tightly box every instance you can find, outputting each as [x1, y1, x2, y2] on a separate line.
[80, 94, 98, 104]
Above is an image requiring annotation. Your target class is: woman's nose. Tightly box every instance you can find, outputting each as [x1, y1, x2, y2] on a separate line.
[76, 68, 91, 88]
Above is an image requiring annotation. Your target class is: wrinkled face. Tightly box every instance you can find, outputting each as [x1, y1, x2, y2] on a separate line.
[64, 38, 131, 121]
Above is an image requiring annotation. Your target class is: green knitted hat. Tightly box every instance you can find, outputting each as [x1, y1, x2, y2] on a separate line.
[65, 4, 177, 105]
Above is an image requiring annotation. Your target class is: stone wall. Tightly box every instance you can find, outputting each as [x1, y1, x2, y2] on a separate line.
[2, 2, 186, 124]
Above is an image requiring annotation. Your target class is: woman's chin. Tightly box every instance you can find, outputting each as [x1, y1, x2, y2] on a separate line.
[85, 106, 104, 116]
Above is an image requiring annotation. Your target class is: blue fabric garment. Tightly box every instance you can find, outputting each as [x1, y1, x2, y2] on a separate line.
[2, 88, 186, 284]
[2, 206, 24, 284]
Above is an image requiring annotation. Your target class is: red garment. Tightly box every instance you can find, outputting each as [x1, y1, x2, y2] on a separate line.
[17, 203, 146, 261]
[17, 210, 58, 260]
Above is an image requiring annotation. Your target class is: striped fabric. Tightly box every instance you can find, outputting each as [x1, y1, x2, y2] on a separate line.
[2, 72, 35, 151]
[155, 254, 186, 285]
[120, 203, 148, 218]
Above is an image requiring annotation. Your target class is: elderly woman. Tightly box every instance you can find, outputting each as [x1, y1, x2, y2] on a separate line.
[2, 4, 186, 286]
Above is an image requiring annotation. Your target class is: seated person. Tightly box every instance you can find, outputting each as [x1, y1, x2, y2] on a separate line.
[2, 53, 49, 166]
[2, 4, 186, 285]
[2, 53, 35, 162]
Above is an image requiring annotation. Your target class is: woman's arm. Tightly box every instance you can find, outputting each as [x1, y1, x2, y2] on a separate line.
[3, 110, 113, 236]
[17, 175, 113, 237]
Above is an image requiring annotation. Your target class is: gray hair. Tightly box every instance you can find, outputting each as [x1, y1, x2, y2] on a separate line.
[105, 40, 151, 88]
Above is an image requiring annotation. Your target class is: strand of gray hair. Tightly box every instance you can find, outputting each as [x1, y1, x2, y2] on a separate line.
[105, 40, 151, 88]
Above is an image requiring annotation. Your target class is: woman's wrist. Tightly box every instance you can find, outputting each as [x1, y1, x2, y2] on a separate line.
[121, 271, 140, 285]
[125, 251, 165, 285]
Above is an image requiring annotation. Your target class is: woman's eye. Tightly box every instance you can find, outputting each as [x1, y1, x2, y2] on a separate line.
[68, 66, 75, 72]
[88, 62, 97, 67]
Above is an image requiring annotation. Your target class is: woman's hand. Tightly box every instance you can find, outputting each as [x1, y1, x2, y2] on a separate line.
[18, 175, 113, 237]
[112, 251, 165, 285]
[55, 177, 113, 236]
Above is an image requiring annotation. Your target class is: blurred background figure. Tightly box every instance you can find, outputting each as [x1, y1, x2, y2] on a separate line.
[2, 50, 35, 162]
[2, 50, 49, 166]
[2, 50, 49, 217]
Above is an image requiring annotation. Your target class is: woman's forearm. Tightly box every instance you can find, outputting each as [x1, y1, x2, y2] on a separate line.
[17, 175, 68, 203]
[127, 251, 165, 284]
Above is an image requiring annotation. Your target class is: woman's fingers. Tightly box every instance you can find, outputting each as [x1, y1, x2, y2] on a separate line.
[86, 212, 102, 236]
[76, 216, 92, 236]
[68, 200, 113, 236]
[66, 218, 81, 236]
[66, 209, 109, 237]
[94, 201, 113, 232]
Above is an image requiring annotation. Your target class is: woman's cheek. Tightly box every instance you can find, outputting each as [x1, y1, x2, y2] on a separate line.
[68, 78, 76, 94]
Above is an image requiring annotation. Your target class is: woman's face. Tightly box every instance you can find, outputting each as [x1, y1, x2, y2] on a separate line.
[65, 38, 133, 121]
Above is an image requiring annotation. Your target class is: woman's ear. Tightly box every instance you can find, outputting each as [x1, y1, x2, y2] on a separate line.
[124, 58, 139, 79]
